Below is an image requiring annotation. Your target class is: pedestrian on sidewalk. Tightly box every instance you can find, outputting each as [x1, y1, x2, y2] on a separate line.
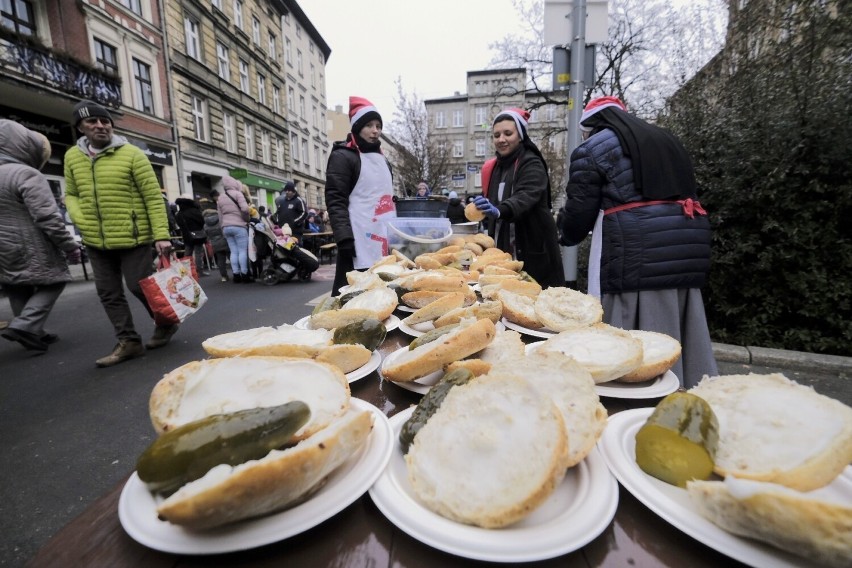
[175, 195, 210, 276]
[273, 181, 307, 243]
[63, 101, 176, 367]
[204, 191, 231, 282]
[557, 96, 717, 387]
[0, 119, 82, 353]
[216, 175, 252, 283]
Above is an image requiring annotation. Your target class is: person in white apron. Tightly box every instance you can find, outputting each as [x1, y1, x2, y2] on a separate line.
[325, 96, 395, 295]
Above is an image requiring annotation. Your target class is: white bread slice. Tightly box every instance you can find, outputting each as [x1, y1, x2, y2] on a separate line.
[689, 374, 852, 491]
[533, 287, 603, 332]
[476, 328, 525, 367]
[157, 406, 373, 530]
[202, 325, 333, 358]
[498, 289, 543, 329]
[538, 323, 643, 384]
[402, 292, 466, 325]
[495, 349, 608, 468]
[405, 373, 568, 528]
[402, 286, 476, 309]
[340, 286, 398, 320]
[382, 318, 496, 382]
[618, 330, 682, 383]
[687, 477, 852, 568]
[397, 271, 466, 292]
[149, 357, 350, 439]
[314, 343, 372, 373]
[433, 300, 503, 328]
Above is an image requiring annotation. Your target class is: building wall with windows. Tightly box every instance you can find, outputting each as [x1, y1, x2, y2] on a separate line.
[424, 68, 568, 202]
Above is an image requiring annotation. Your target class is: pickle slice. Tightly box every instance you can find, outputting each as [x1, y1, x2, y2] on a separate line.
[634, 392, 718, 488]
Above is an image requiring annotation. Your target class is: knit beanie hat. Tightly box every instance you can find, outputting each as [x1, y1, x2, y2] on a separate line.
[284, 180, 296, 192]
[72, 100, 113, 126]
[448, 191, 458, 199]
[493, 108, 530, 140]
[349, 96, 382, 134]
[580, 96, 626, 130]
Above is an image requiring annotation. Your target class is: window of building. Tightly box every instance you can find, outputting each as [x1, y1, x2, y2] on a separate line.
[239, 58, 249, 93]
[544, 105, 556, 122]
[295, 24, 301, 38]
[272, 85, 281, 114]
[261, 129, 271, 164]
[312, 105, 317, 128]
[453, 170, 464, 188]
[275, 136, 285, 168]
[132, 58, 153, 113]
[475, 138, 486, 157]
[223, 111, 236, 152]
[310, 63, 315, 87]
[314, 145, 321, 174]
[184, 17, 200, 60]
[257, 74, 266, 105]
[1, 0, 35, 35]
[434, 111, 445, 129]
[283, 12, 289, 25]
[301, 139, 309, 168]
[452, 110, 464, 128]
[474, 81, 486, 95]
[296, 50, 303, 76]
[216, 42, 230, 80]
[529, 108, 538, 123]
[268, 32, 276, 59]
[93, 38, 119, 76]
[251, 16, 260, 44]
[120, 0, 142, 15]
[211, 0, 222, 10]
[309, 42, 314, 54]
[452, 140, 464, 158]
[243, 122, 255, 159]
[474, 105, 487, 127]
[233, 0, 243, 29]
[191, 94, 208, 142]
[290, 132, 299, 162]
[287, 86, 295, 113]
[299, 95, 305, 118]
[285, 38, 292, 65]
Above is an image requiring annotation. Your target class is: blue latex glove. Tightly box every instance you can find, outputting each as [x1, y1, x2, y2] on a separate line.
[474, 195, 500, 218]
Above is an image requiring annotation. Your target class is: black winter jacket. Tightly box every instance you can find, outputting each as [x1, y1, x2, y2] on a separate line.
[559, 129, 711, 293]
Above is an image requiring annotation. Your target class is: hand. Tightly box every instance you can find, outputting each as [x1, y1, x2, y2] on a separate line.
[474, 196, 500, 219]
[154, 240, 173, 255]
[65, 247, 82, 264]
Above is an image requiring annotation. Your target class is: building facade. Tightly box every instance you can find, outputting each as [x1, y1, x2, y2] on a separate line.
[424, 68, 569, 204]
[0, 0, 178, 199]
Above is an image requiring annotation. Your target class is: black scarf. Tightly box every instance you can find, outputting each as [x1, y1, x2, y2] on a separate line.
[587, 108, 697, 200]
[353, 133, 381, 153]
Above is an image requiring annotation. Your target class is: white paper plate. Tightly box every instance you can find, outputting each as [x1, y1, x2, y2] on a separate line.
[118, 399, 393, 555]
[380, 346, 441, 395]
[369, 408, 619, 562]
[524, 342, 680, 399]
[598, 408, 845, 568]
[395, 304, 416, 313]
[346, 350, 382, 383]
[500, 317, 556, 339]
[293, 314, 400, 332]
[398, 318, 505, 338]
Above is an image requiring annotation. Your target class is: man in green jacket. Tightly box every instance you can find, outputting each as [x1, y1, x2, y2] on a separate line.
[64, 101, 175, 367]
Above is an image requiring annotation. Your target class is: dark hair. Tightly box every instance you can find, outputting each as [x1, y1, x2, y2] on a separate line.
[209, 189, 220, 197]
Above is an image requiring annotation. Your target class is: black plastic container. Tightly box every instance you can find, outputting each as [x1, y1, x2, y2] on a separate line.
[394, 198, 447, 218]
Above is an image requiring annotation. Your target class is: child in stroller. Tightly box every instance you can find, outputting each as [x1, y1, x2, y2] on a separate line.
[252, 222, 319, 284]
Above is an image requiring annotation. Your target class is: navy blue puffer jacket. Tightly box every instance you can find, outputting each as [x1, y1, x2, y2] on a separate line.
[559, 128, 711, 293]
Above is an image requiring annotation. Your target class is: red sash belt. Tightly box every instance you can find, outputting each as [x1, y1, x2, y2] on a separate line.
[604, 198, 707, 219]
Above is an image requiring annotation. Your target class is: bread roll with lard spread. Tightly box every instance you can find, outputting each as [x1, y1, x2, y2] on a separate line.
[538, 323, 643, 384]
[689, 373, 852, 491]
[533, 287, 603, 332]
[618, 330, 682, 383]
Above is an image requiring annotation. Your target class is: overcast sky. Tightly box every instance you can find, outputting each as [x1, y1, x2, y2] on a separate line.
[299, 0, 519, 118]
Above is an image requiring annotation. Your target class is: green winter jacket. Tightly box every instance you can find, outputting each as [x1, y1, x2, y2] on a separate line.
[64, 136, 170, 249]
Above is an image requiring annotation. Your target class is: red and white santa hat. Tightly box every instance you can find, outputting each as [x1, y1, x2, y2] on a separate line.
[349, 96, 382, 133]
[493, 107, 530, 139]
[580, 96, 627, 130]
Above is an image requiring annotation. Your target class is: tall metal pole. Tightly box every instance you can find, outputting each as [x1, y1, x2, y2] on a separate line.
[561, 0, 587, 288]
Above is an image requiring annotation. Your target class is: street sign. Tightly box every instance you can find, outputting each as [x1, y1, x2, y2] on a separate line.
[451, 174, 466, 181]
[466, 164, 478, 172]
[543, 0, 609, 46]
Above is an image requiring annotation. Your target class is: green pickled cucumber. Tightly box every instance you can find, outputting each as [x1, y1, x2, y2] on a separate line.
[333, 318, 387, 350]
[338, 289, 366, 305]
[399, 368, 474, 452]
[376, 271, 398, 282]
[387, 283, 411, 302]
[634, 392, 719, 488]
[312, 296, 340, 315]
[408, 323, 460, 350]
[137, 401, 310, 495]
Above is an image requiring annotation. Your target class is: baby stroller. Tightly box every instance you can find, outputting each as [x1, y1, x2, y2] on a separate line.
[253, 222, 320, 285]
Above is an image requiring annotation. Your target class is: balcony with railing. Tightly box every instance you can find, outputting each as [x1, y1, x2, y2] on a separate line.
[0, 29, 122, 108]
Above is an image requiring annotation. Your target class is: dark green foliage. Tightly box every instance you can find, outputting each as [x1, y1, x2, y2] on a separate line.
[663, 3, 852, 355]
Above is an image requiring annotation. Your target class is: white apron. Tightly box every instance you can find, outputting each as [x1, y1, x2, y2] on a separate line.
[349, 153, 395, 269]
[588, 210, 604, 299]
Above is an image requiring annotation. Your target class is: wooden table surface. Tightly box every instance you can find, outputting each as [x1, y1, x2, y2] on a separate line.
[28, 329, 746, 568]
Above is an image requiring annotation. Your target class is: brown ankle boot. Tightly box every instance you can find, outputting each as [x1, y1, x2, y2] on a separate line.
[95, 340, 144, 368]
[146, 324, 179, 349]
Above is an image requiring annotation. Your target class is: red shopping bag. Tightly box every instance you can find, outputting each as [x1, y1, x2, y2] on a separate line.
[140, 254, 208, 325]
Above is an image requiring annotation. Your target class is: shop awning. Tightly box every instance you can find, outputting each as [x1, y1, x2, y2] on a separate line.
[228, 168, 284, 191]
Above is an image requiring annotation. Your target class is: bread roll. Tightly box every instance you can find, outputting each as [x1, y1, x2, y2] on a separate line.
[538, 323, 643, 384]
[498, 289, 543, 329]
[687, 477, 852, 568]
[402, 292, 466, 325]
[618, 330, 682, 382]
[433, 300, 503, 328]
[149, 357, 350, 439]
[405, 373, 567, 528]
[382, 318, 496, 382]
[476, 328, 525, 367]
[202, 326, 333, 358]
[464, 201, 485, 222]
[310, 308, 379, 331]
[689, 373, 852, 491]
[470, 233, 495, 249]
[402, 286, 476, 309]
[397, 272, 466, 292]
[314, 343, 372, 373]
[157, 406, 373, 530]
[533, 287, 603, 332]
[340, 287, 398, 320]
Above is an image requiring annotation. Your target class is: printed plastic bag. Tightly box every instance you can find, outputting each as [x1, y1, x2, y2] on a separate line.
[139, 254, 207, 325]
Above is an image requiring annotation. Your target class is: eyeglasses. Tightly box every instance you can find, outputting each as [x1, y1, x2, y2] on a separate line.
[81, 117, 111, 126]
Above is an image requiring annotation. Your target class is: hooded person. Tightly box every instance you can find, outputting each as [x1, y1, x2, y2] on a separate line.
[0, 119, 82, 353]
[446, 190, 466, 224]
[473, 108, 564, 288]
[216, 175, 252, 283]
[174, 195, 209, 276]
[324, 96, 396, 295]
[557, 96, 716, 387]
[273, 181, 307, 240]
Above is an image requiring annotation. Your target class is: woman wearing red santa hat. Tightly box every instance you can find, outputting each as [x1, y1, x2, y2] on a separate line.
[557, 95, 717, 388]
[325, 96, 395, 295]
[473, 108, 564, 288]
